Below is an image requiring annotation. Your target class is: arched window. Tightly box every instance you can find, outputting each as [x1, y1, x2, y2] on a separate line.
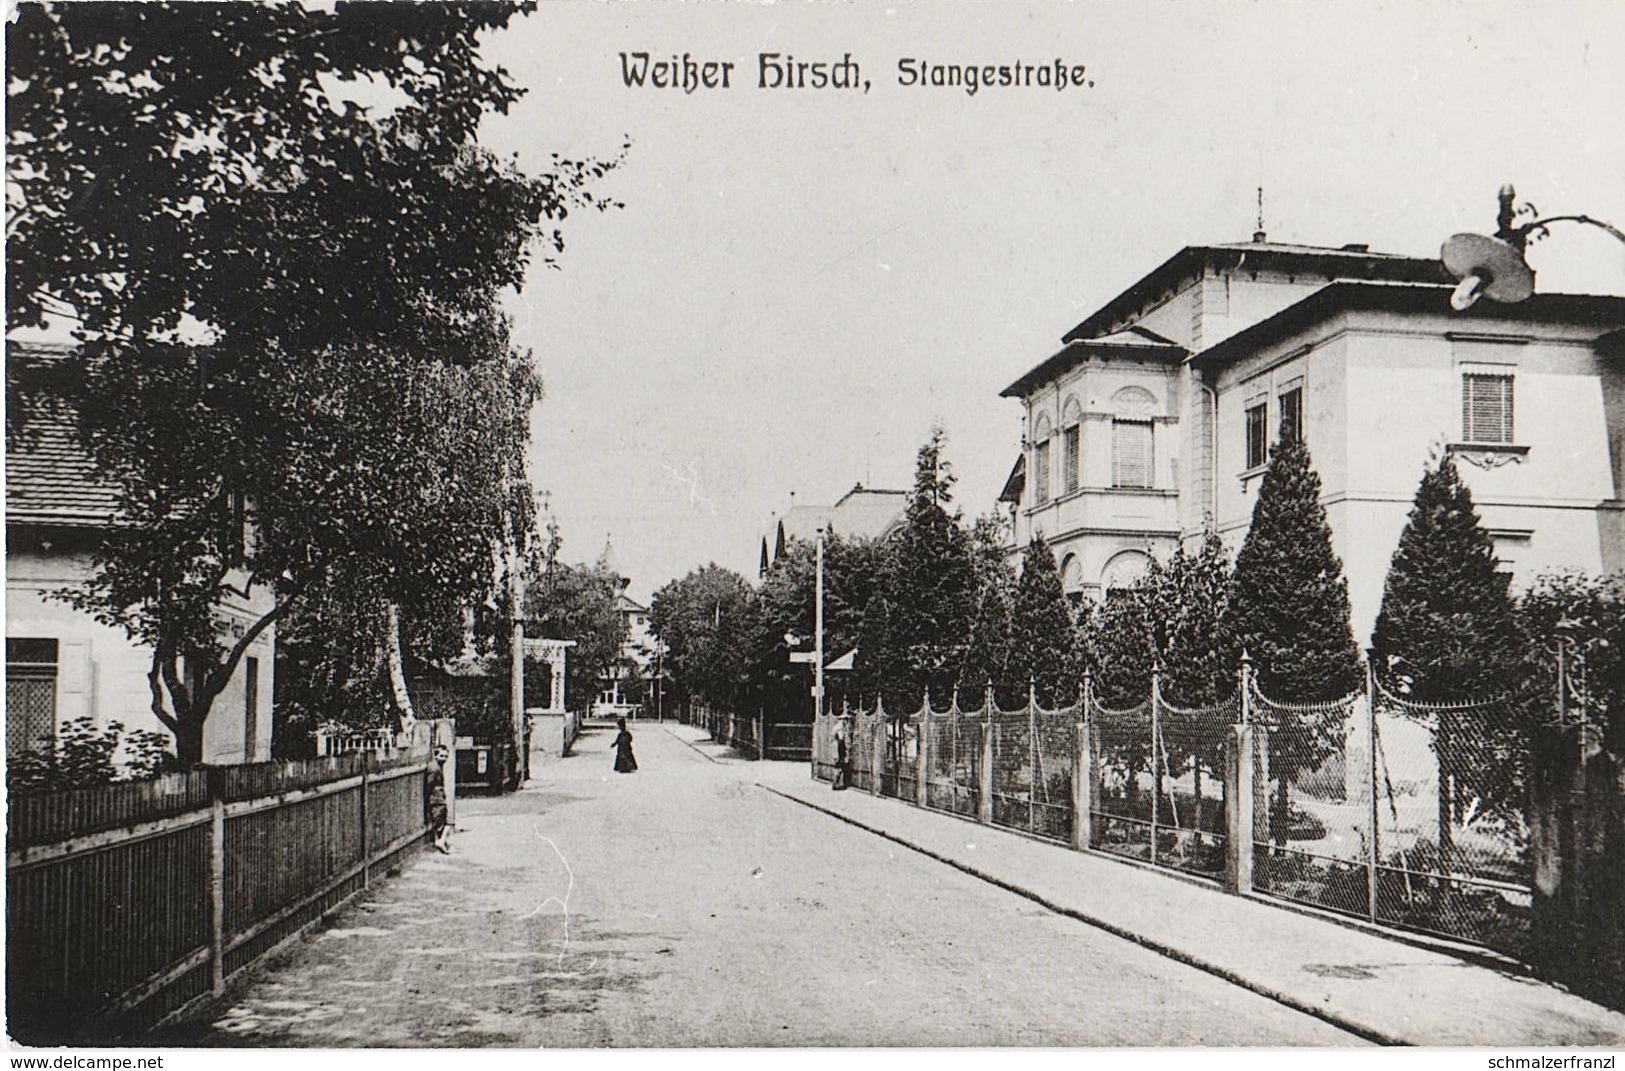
[1061, 397, 1082, 495]
[1032, 415, 1054, 504]
[1110, 387, 1156, 490]
[1102, 550, 1151, 594]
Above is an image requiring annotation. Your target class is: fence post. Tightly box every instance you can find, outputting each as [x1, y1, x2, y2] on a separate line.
[1224, 723, 1254, 895]
[1073, 684, 1092, 852]
[978, 694, 994, 825]
[1364, 650, 1379, 922]
[208, 768, 226, 995]
[757, 710, 765, 762]
[1150, 665, 1161, 867]
[916, 700, 929, 809]
[1028, 677, 1038, 834]
[871, 701, 885, 798]
[360, 750, 372, 888]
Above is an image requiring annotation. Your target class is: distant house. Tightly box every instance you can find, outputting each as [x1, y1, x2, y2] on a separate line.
[763, 482, 909, 569]
[593, 538, 656, 718]
[5, 342, 275, 765]
[1000, 237, 1625, 636]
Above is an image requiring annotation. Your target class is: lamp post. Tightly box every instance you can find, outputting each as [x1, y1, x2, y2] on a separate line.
[815, 524, 825, 721]
[1443, 184, 1625, 310]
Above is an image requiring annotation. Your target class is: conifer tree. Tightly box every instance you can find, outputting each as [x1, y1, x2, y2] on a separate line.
[1224, 437, 1362, 699]
[961, 577, 1014, 702]
[1371, 454, 1522, 697]
[1372, 453, 1525, 858]
[1222, 436, 1361, 845]
[1007, 534, 1083, 706]
[885, 427, 978, 701]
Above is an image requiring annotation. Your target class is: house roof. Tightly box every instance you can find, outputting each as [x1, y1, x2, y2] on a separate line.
[1061, 240, 1452, 343]
[6, 343, 119, 529]
[778, 484, 908, 543]
[1000, 326, 1187, 399]
[997, 454, 1025, 504]
[614, 592, 648, 615]
[1189, 282, 1625, 372]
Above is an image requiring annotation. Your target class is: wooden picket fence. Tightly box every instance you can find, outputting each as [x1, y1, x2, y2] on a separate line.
[5, 749, 434, 1043]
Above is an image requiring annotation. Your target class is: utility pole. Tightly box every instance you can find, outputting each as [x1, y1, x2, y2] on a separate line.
[509, 549, 526, 788]
[814, 525, 825, 721]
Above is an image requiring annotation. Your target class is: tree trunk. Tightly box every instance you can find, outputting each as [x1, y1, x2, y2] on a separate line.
[386, 602, 418, 732]
[175, 714, 206, 767]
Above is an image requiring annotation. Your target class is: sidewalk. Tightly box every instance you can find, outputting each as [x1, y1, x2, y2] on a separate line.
[664, 724, 1625, 1047]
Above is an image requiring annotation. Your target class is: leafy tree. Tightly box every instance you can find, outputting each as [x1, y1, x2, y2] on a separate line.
[1147, 532, 1234, 706]
[6, 4, 619, 761]
[1007, 534, 1082, 706]
[649, 565, 753, 713]
[883, 427, 978, 702]
[1078, 536, 1232, 806]
[7, 718, 173, 793]
[1221, 436, 1361, 845]
[744, 532, 891, 719]
[525, 559, 628, 717]
[1520, 572, 1625, 752]
[855, 592, 902, 710]
[1372, 454, 1527, 855]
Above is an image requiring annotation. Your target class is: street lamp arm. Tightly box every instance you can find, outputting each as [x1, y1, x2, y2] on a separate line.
[1518, 214, 1625, 249]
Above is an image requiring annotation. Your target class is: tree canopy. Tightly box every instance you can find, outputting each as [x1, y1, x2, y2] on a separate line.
[6, 2, 621, 760]
[1007, 534, 1082, 706]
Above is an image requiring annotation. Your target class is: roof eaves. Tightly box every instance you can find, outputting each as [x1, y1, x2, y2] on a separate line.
[1189, 283, 1625, 372]
[999, 338, 1187, 399]
[1062, 244, 1452, 343]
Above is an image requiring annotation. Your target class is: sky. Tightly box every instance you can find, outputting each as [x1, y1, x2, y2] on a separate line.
[477, 0, 1625, 601]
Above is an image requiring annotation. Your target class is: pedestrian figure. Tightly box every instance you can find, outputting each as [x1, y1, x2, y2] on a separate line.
[428, 743, 452, 853]
[832, 720, 850, 790]
[612, 717, 638, 773]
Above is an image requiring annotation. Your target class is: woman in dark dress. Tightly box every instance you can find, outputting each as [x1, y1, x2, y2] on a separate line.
[612, 717, 638, 773]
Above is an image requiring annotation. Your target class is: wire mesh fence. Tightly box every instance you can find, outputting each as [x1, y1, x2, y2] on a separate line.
[1369, 686, 1531, 956]
[1090, 693, 1154, 863]
[1249, 684, 1368, 918]
[802, 660, 1538, 961]
[1247, 676, 1533, 960]
[1089, 682, 1233, 878]
[1154, 689, 1235, 879]
[988, 697, 1077, 844]
[923, 698, 980, 819]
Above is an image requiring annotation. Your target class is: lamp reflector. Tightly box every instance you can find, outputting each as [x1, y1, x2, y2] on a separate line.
[1441, 233, 1535, 305]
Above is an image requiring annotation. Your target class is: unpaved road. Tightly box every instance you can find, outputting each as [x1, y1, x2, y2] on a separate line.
[164, 720, 1357, 1047]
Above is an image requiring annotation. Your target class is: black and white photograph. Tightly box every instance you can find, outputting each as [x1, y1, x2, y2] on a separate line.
[5, 0, 1625, 1059]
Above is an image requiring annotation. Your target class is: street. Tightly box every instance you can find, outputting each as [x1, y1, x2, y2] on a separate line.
[163, 719, 1355, 1047]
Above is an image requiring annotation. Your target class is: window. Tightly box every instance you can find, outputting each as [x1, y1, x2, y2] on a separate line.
[1112, 420, 1153, 489]
[1245, 402, 1268, 469]
[1278, 387, 1303, 445]
[1033, 439, 1051, 504]
[6, 638, 58, 759]
[1463, 373, 1514, 443]
[1062, 425, 1080, 495]
[244, 657, 260, 763]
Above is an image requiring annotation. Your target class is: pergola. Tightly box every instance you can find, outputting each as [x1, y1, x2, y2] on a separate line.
[521, 637, 576, 714]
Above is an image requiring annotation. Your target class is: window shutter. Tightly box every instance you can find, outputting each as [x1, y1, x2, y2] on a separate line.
[1063, 425, 1080, 494]
[1113, 420, 1153, 488]
[1034, 441, 1051, 503]
[1463, 374, 1513, 443]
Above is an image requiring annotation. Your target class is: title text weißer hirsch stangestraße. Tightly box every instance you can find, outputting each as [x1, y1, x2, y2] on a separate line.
[618, 53, 1094, 96]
